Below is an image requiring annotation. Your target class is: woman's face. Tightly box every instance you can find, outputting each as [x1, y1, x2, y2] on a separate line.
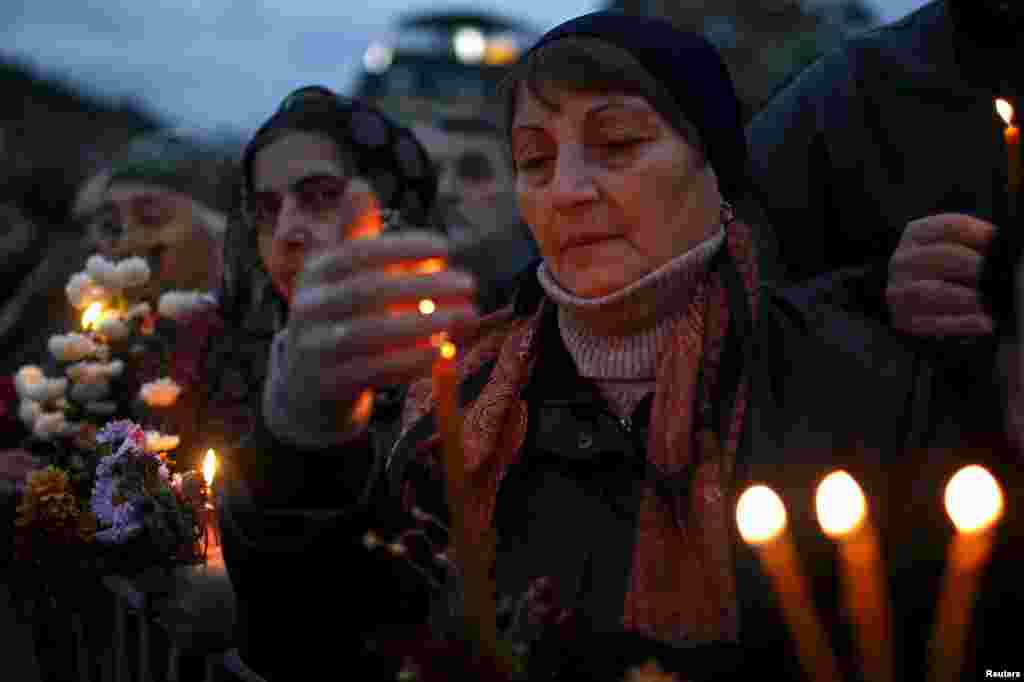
[511, 84, 721, 298]
[102, 182, 221, 299]
[251, 131, 381, 303]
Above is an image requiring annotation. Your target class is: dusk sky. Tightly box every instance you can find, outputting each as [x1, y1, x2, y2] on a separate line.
[2, 0, 931, 136]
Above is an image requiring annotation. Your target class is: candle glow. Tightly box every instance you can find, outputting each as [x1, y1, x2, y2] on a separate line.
[997, 98, 1015, 127]
[82, 302, 104, 331]
[202, 449, 218, 488]
[815, 470, 867, 538]
[944, 465, 1004, 534]
[419, 299, 437, 315]
[736, 485, 787, 544]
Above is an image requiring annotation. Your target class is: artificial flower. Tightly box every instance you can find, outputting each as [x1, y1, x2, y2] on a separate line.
[66, 360, 124, 385]
[32, 411, 67, 440]
[126, 302, 152, 320]
[139, 378, 182, 408]
[66, 271, 111, 310]
[49, 333, 99, 363]
[15, 365, 47, 401]
[144, 431, 180, 454]
[86, 254, 119, 289]
[18, 399, 41, 428]
[116, 257, 151, 289]
[158, 290, 216, 321]
[96, 317, 131, 342]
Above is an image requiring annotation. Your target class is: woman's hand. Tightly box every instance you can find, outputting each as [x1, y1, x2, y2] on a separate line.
[886, 213, 996, 337]
[275, 232, 479, 443]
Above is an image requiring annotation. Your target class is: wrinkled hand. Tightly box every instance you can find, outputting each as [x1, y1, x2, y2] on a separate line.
[281, 232, 479, 440]
[886, 213, 996, 337]
[0, 448, 42, 484]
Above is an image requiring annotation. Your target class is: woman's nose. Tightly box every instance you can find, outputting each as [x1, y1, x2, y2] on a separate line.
[273, 197, 314, 250]
[550, 147, 597, 207]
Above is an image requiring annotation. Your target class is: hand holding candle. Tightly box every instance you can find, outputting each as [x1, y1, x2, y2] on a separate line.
[277, 233, 479, 443]
[737, 485, 843, 682]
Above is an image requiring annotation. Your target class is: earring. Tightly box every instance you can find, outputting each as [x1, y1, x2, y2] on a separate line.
[720, 201, 736, 227]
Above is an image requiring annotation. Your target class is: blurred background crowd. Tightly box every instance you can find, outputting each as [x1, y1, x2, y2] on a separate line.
[0, 0, 898, 377]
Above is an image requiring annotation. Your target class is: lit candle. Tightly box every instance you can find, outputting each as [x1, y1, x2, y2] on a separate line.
[816, 471, 892, 682]
[82, 302, 104, 331]
[997, 98, 1020, 218]
[737, 485, 842, 682]
[431, 337, 499, 656]
[928, 465, 1005, 682]
[201, 449, 220, 549]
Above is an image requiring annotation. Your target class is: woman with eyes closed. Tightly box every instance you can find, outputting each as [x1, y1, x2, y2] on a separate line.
[231, 13, 926, 681]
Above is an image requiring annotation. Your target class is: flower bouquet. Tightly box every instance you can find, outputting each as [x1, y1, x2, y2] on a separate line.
[10, 254, 218, 578]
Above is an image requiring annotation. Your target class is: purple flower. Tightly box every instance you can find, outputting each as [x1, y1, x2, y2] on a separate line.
[97, 420, 145, 449]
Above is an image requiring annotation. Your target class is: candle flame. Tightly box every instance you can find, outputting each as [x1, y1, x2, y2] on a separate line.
[997, 98, 1015, 127]
[415, 257, 446, 274]
[815, 470, 867, 538]
[440, 340, 457, 360]
[202, 449, 217, 487]
[944, 465, 1003, 534]
[737, 485, 787, 544]
[82, 302, 104, 331]
[419, 299, 437, 315]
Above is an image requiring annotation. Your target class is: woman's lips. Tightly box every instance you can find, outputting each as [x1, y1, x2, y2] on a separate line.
[560, 233, 619, 254]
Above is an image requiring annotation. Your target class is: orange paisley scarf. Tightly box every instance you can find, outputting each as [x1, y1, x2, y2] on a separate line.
[401, 217, 759, 646]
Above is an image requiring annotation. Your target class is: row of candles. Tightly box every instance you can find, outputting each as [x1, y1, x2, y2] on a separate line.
[737, 465, 1004, 682]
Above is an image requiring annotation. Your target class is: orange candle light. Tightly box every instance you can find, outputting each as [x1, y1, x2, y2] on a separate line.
[997, 98, 1020, 218]
[201, 449, 220, 549]
[431, 336, 499, 655]
[737, 485, 844, 682]
[816, 471, 892, 682]
[81, 302, 105, 331]
[928, 465, 1005, 682]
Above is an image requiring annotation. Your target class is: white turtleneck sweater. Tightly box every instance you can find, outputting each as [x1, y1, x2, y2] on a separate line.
[536, 228, 725, 418]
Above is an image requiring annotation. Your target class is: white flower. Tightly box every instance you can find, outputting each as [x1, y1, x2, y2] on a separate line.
[49, 333, 98, 363]
[66, 361, 120, 384]
[86, 255, 119, 289]
[15, 366, 46, 401]
[44, 378, 68, 402]
[144, 431, 180, 454]
[66, 272, 112, 310]
[18, 400, 41, 428]
[116, 257, 151, 289]
[139, 378, 181, 408]
[126, 303, 152, 320]
[70, 379, 110, 403]
[158, 290, 215, 321]
[96, 317, 130, 342]
[32, 411, 67, 440]
[84, 401, 118, 416]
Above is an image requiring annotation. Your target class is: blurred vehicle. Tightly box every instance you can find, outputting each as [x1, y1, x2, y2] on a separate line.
[353, 10, 538, 126]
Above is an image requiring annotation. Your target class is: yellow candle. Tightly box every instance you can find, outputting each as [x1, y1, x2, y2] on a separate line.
[816, 471, 892, 682]
[997, 99, 1020, 217]
[431, 338, 498, 655]
[928, 465, 1005, 682]
[737, 485, 843, 682]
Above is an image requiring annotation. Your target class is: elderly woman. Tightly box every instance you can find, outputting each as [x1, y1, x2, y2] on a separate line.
[226, 13, 925, 681]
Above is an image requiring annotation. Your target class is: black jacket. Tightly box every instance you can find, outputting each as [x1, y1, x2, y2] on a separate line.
[213, 249, 1024, 681]
[747, 0, 1022, 299]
